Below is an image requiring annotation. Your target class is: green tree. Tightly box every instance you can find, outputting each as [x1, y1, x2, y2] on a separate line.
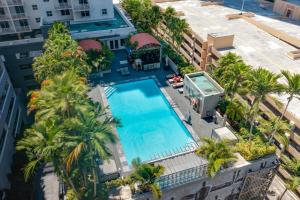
[220, 62, 250, 102]
[257, 116, 290, 146]
[246, 68, 284, 134]
[33, 23, 90, 82]
[280, 70, 300, 120]
[281, 154, 300, 176]
[28, 70, 90, 120]
[196, 137, 237, 177]
[130, 158, 165, 199]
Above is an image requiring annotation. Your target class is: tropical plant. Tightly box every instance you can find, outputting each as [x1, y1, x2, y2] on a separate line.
[246, 68, 284, 134]
[280, 70, 300, 120]
[235, 136, 276, 161]
[130, 158, 165, 199]
[257, 116, 290, 146]
[87, 45, 114, 72]
[28, 70, 90, 120]
[33, 22, 90, 82]
[178, 65, 198, 76]
[196, 137, 237, 177]
[219, 62, 250, 102]
[281, 154, 300, 176]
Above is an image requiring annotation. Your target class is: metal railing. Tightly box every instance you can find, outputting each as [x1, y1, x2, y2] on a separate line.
[54, 3, 72, 10]
[146, 141, 199, 164]
[0, 27, 15, 34]
[15, 25, 31, 32]
[73, 3, 89, 11]
[6, 0, 22, 6]
[0, 14, 10, 20]
[158, 164, 207, 189]
[11, 13, 26, 19]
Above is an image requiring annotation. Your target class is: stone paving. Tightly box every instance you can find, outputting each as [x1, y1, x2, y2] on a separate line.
[88, 49, 224, 175]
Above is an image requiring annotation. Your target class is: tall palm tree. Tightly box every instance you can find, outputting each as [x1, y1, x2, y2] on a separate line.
[130, 158, 165, 199]
[220, 62, 250, 102]
[257, 116, 290, 146]
[246, 68, 285, 134]
[196, 137, 237, 177]
[63, 111, 117, 197]
[280, 70, 300, 120]
[16, 119, 81, 199]
[28, 70, 90, 120]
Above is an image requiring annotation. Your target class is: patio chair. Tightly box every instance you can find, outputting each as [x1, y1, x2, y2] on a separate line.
[172, 82, 184, 89]
[120, 67, 130, 76]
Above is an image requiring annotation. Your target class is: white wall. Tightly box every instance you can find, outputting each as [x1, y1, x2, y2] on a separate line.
[23, 0, 42, 30]
[89, 0, 114, 20]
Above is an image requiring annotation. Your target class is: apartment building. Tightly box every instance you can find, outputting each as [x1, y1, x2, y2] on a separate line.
[0, 0, 135, 94]
[273, 0, 300, 20]
[155, 0, 300, 198]
[0, 60, 25, 199]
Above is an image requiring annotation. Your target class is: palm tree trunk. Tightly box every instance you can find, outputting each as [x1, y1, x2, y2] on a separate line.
[279, 95, 293, 120]
[61, 167, 80, 199]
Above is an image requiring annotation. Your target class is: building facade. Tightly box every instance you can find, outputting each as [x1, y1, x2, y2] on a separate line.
[273, 0, 300, 20]
[0, 60, 25, 197]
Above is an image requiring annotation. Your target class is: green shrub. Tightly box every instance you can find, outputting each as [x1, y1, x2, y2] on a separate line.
[235, 136, 276, 161]
[178, 65, 198, 76]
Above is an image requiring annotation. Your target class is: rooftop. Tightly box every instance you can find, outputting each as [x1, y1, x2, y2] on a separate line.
[157, 0, 300, 121]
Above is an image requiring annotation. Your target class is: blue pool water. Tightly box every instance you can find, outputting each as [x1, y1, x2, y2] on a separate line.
[105, 79, 194, 164]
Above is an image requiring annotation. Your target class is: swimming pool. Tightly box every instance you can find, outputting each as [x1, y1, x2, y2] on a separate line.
[105, 79, 194, 164]
[191, 75, 220, 95]
[70, 8, 128, 33]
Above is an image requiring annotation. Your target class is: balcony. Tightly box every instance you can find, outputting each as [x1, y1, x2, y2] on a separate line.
[6, 0, 23, 6]
[0, 14, 11, 21]
[11, 13, 27, 20]
[0, 0, 7, 7]
[54, 3, 71, 10]
[73, 3, 89, 11]
[0, 27, 15, 34]
[15, 25, 31, 33]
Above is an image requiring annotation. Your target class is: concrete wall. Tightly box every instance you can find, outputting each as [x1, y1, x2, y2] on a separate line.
[0, 61, 25, 190]
[273, 0, 300, 20]
[135, 155, 278, 200]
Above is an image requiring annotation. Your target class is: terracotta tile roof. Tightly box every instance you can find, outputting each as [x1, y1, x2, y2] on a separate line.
[78, 39, 102, 51]
[130, 33, 160, 50]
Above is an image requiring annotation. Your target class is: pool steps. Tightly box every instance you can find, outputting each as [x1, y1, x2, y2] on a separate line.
[104, 87, 117, 98]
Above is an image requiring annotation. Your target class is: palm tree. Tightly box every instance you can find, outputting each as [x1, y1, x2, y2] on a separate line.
[220, 62, 250, 102]
[28, 70, 90, 120]
[130, 158, 165, 199]
[246, 68, 285, 134]
[196, 137, 237, 177]
[16, 119, 81, 199]
[257, 116, 290, 146]
[280, 70, 300, 120]
[63, 111, 117, 197]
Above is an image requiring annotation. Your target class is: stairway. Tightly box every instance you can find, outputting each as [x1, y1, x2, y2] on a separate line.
[104, 87, 117, 98]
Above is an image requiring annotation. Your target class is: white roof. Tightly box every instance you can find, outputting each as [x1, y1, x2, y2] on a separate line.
[158, 0, 300, 121]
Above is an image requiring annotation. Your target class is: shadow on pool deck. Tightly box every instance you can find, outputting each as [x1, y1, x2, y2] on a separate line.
[89, 49, 223, 140]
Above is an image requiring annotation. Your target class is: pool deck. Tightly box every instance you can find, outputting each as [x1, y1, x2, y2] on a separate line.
[88, 50, 224, 176]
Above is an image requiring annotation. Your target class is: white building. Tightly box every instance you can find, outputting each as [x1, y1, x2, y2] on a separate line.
[0, 60, 25, 198]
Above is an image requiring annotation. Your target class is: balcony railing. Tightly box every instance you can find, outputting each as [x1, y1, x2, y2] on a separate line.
[0, 0, 7, 7]
[0, 15, 11, 20]
[15, 25, 31, 33]
[11, 13, 26, 19]
[6, 0, 23, 6]
[54, 3, 72, 10]
[0, 27, 15, 34]
[73, 3, 89, 11]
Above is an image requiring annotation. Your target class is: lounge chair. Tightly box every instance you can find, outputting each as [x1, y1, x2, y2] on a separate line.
[172, 82, 184, 88]
[166, 74, 176, 79]
[120, 67, 130, 76]
[168, 76, 183, 84]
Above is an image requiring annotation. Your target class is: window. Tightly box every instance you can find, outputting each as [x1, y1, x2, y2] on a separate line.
[102, 9, 107, 15]
[0, 128, 7, 157]
[0, 21, 9, 29]
[32, 5, 38, 10]
[79, 0, 88, 4]
[61, 9, 70, 16]
[24, 74, 35, 81]
[0, 82, 9, 112]
[46, 11, 52, 17]
[15, 6, 24, 14]
[19, 64, 31, 70]
[19, 19, 28, 27]
[18, 52, 29, 59]
[59, 0, 67, 2]
[0, 8, 5, 15]
[120, 39, 125, 46]
[80, 11, 89, 17]
[43, 0, 49, 2]
[35, 18, 41, 23]
[6, 97, 15, 124]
